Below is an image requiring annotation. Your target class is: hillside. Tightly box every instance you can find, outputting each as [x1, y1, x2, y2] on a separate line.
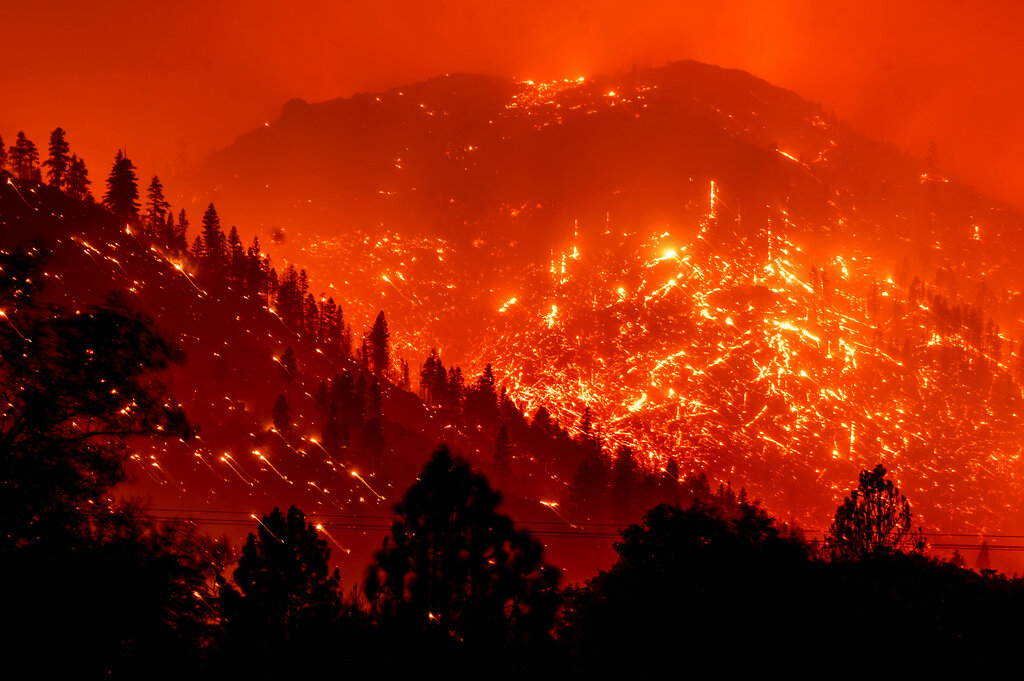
[6, 59, 1024, 574]
[164, 60, 1024, 553]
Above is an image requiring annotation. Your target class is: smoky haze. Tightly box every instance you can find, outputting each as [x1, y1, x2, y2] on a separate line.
[1, 1, 1022, 211]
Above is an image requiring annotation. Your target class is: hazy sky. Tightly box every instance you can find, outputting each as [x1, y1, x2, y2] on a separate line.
[3, 1, 1022, 208]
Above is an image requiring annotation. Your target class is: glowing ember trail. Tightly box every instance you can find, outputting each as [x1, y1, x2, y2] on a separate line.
[476, 183, 1024, 533]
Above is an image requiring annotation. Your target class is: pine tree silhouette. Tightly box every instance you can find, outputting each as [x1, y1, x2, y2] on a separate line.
[64, 154, 91, 200]
[369, 310, 390, 378]
[44, 127, 70, 189]
[9, 131, 39, 182]
[199, 203, 226, 282]
[219, 506, 345, 674]
[365, 446, 560, 647]
[144, 176, 169, 237]
[103, 149, 140, 218]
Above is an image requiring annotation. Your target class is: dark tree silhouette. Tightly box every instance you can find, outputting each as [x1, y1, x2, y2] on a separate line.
[827, 464, 924, 561]
[0, 248, 189, 547]
[364, 446, 560, 648]
[8, 131, 39, 182]
[199, 203, 226, 281]
[562, 499, 810, 670]
[103, 149, 139, 218]
[227, 225, 244, 282]
[64, 154, 91, 200]
[0, 249, 208, 676]
[144, 175, 169, 237]
[173, 208, 190, 254]
[0, 133, 5, 171]
[369, 310, 389, 378]
[44, 127, 70, 189]
[219, 506, 345, 673]
[272, 394, 291, 432]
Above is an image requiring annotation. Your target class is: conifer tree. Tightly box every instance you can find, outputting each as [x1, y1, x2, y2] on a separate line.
[175, 209, 190, 255]
[420, 349, 442, 405]
[0, 133, 6, 171]
[369, 311, 390, 378]
[144, 176, 169, 237]
[827, 464, 924, 561]
[103, 150, 139, 218]
[64, 155, 91, 200]
[272, 394, 291, 432]
[219, 506, 343, 673]
[365, 447, 560, 646]
[190, 234, 204, 261]
[227, 225, 244, 283]
[199, 203, 226, 281]
[9, 132, 39, 182]
[44, 127, 71, 189]
[162, 211, 176, 250]
[447, 366, 463, 410]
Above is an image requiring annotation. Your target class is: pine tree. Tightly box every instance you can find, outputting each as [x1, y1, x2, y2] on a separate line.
[199, 203, 226, 282]
[578, 407, 595, 450]
[175, 209, 189, 255]
[420, 349, 442, 405]
[0, 248, 190, 547]
[162, 211, 176, 250]
[9, 132, 39, 182]
[227, 225, 244, 284]
[447, 366, 463, 410]
[144, 176, 169, 238]
[827, 464, 924, 561]
[44, 127, 71, 189]
[103, 150, 139, 218]
[364, 447, 560, 646]
[219, 506, 343, 673]
[190, 234, 203, 261]
[64, 155, 91, 200]
[0, 133, 6, 171]
[272, 395, 291, 432]
[369, 311, 390, 378]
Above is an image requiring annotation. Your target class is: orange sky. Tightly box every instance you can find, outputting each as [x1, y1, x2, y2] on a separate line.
[2, 1, 1022, 209]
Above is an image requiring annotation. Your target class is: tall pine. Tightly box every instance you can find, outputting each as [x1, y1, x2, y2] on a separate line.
[369, 311, 390, 379]
[199, 203, 226, 283]
[44, 127, 70, 189]
[103, 150, 139, 218]
[65, 155, 91, 200]
[9, 132, 40, 182]
[144, 176, 169, 238]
